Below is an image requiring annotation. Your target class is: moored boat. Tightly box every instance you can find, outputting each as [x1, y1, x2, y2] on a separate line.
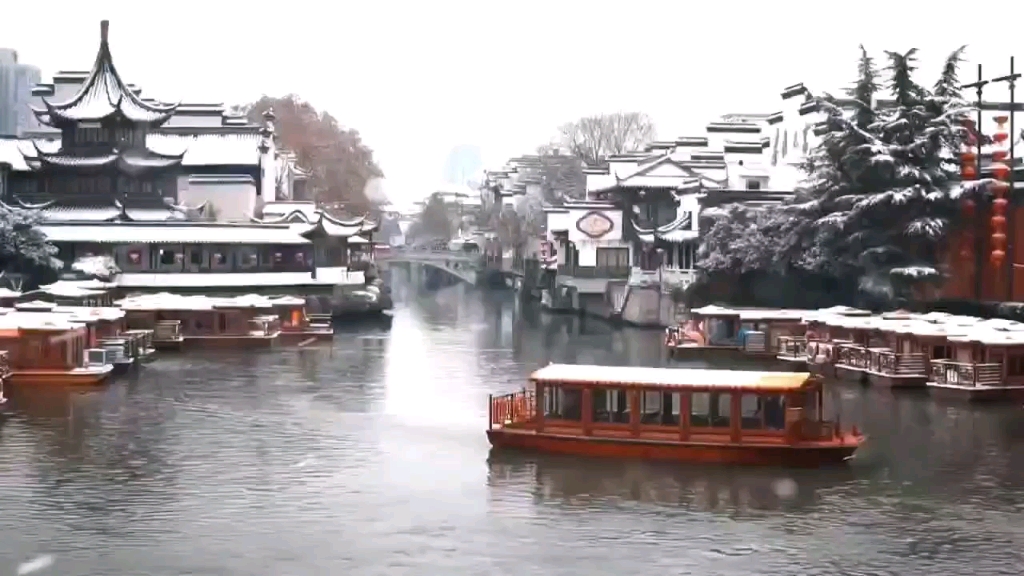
[118, 293, 282, 349]
[487, 364, 864, 467]
[665, 306, 808, 364]
[0, 313, 113, 385]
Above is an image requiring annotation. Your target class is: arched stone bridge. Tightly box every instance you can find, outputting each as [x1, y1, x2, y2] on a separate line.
[377, 249, 483, 285]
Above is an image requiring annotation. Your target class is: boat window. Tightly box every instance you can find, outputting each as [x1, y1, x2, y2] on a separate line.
[591, 387, 629, 423]
[803, 391, 819, 422]
[690, 392, 731, 428]
[740, 394, 763, 429]
[640, 390, 681, 426]
[544, 386, 582, 421]
[741, 394, 787, 430]
[1007, 354, 1024, 377]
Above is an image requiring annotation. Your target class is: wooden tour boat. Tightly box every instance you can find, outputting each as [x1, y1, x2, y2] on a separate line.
[487, 364, 865, 468]
[12, 301, 156, 372]
[119, 293, 283, 350]
[0, 313, 113, 385]
[269, 296, 334, 343]
[665, 306, 808, 364]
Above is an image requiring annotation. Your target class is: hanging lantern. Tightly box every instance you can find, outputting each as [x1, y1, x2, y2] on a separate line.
[990, 113, 1012, 273]
[962, 165, 978, 179]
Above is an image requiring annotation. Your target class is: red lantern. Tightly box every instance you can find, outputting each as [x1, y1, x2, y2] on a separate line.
[992, 231, 1008, 247]
[992, 162, 1011, 180]
[992, 249, 1007, 265]
[991, 215, 1007, 227]
[991, 182, 1011, 196]
[993, 132, 1010, 144]
[962, 151, 978, 163]
[962, 165, 977, 179]
[992, 150, 1010, 162]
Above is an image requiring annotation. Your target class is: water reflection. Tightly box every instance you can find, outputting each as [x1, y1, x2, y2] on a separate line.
[488, 451, 857, 515]
[2, 287, 1024, 574]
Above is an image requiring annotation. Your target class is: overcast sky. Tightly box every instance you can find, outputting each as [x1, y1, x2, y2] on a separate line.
[2, 1, 1022, 207]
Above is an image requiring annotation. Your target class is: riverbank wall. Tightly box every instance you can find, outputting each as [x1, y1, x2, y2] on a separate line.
[538, 283, 683, 328]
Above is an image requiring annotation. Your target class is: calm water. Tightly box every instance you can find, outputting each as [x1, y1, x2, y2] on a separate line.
[2, 285, 1024, 575]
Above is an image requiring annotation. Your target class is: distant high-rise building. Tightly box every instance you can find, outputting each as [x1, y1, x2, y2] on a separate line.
[0, 48, 42, 137]
[442, 144, 483, 187]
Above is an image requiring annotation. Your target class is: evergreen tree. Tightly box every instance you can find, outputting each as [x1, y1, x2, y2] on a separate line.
[696, 46, 970, 305]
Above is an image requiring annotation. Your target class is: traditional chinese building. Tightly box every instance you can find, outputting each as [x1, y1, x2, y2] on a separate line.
[0, 21, 367, 295]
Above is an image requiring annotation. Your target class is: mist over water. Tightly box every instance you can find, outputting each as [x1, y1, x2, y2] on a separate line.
[2, 281, 1024, 575]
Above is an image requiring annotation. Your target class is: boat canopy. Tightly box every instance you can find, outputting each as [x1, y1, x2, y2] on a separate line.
[530, 364, 812, 391]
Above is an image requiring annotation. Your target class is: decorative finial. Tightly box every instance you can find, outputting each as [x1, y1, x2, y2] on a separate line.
[101, 20, 109, 43]
[263, 108, 276, 122]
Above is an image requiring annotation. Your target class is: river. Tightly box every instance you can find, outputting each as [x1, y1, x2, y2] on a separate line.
[2, 285, 1024, 575]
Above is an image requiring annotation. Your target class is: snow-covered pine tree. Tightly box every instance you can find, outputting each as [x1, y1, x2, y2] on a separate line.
[694, 45, 970, 306]
[794, 46, 969, 299]
[0, 202, 61, 286]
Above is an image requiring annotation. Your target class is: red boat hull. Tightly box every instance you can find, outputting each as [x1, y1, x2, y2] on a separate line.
[487, 429, 860, 468]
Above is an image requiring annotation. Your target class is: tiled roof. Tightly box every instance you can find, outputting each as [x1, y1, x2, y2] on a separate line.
[38, 223, 311, 245]
[40, 207, 185, 222]
[116, 271, 362, 289]
[34, 22, 177, 126]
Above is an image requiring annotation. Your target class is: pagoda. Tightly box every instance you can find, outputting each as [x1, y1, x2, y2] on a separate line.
[18, 20, 186, 215]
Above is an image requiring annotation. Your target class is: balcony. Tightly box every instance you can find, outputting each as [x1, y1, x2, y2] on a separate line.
[777, 336, 807, 359]
[930, 360, 1003, 387]
[870, 350, 927, 376]
[557, 265, 630, 279]
[628, 267, 697, 288]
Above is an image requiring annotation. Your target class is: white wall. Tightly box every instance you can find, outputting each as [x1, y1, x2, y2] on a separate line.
[561, 202, 629, 267]
[179, 175, 257, 222]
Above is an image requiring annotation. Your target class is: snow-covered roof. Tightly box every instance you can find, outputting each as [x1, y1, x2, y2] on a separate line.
[115, 272, 344, 289]
[530, 364, 811, 391]
[38, 223, 311, 245]
[117, 292, 276, 311]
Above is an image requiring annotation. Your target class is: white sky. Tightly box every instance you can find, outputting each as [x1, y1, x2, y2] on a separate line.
[2, 1, 1022, 208]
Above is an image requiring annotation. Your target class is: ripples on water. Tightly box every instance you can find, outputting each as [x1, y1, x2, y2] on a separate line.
[1, 286, 1024, 575]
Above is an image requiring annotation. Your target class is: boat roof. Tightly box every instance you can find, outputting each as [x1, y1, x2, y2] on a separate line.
[530, 364, 812, 391]
[116, 292, 278, 311]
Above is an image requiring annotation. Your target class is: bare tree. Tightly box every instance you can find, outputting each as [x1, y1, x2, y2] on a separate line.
[558, 112, 656, 166]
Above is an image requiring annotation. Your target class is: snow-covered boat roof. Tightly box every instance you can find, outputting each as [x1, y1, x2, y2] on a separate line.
[116, 292, 281, 311]
[531, 364, 812, 391]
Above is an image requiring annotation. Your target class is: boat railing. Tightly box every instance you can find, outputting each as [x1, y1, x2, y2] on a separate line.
[154, 320, 182, 342]
[777, 336, 808, 359]
[124, 329, 154, 351]
[489, 389, 536, 428]
[835, 343, 871, 370]
[869, 350, 927, 376]
[930, 360, 1003, 387]
[248, 315, 282, 337]
[308, 313, 333, 325]
[98, 337, 129, 363]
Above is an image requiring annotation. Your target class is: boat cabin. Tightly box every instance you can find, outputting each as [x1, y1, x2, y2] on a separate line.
[28, 280, 117, 307]
[0, 313, 113, 385]
[928, 321, 1024, 400]
[118, 293, 282, 349]
[488, 364, 863, 467]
